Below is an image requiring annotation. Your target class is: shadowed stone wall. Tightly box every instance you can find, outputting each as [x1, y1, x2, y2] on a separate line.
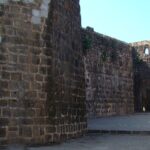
[0, 0, 86, 146]
[83, 28, 134, 117]
[131, 41, 150, 112]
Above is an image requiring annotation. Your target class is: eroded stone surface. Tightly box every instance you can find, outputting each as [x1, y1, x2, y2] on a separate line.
[0, 0, 149, 147]
[132, 41, 150, 112]
[0, 0, 86, 146]
[83, 28, 134, 117]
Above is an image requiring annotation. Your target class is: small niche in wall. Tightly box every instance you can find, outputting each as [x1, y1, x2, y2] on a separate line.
[144, 48, 150, 55]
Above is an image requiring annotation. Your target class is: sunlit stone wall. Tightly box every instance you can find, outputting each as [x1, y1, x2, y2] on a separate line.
[0, 0, 86, 145]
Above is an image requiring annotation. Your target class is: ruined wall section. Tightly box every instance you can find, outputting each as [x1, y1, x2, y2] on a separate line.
[0, 0, 86, 145]
[83, 28, 134, 117]
[131, 41, 150, 112]
[131, 41, 150, 63]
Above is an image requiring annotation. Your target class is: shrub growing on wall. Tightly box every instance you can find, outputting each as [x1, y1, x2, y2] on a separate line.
[82, 35, 92, 55]
[110, 50, 118, 62]
[134, 53, 143, 65]
[101, 50, 108, 62]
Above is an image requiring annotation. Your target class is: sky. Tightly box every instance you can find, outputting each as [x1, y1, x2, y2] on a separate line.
[80, 0, 150, 43]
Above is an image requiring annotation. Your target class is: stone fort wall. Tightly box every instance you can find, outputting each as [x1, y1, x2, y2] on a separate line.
[0, 0, 86, 145]
[131, 41, 150, 112]
[83, 28, 134, 117]
[0, 0, 142, 146]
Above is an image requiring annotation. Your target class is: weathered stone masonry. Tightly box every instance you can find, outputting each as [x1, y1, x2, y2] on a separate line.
[0, 0, 149, 146]
[0, 0, 86, 145]
[83, 28, 134, 117]
[131, 41, 150, 112]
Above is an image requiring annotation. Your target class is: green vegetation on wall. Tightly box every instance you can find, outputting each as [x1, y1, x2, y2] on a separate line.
[134, 52, 143, 65]
[110, 50, 118, 62]
[82, 35, 92, 55]
[101, 50, 108, 62]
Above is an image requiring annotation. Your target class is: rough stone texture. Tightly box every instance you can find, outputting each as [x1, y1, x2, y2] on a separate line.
[46, 0, 86, 143]
[131, 41, 150, 112]
[83, 28, 134, 117]
[0, 0, 86, 146]
[1, 0, 148, 147]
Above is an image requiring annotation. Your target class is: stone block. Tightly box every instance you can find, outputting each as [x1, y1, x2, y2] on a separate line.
[19, 126, 32, 137]
[0, 118, 9, 126]
[0, 127, 6, 137]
